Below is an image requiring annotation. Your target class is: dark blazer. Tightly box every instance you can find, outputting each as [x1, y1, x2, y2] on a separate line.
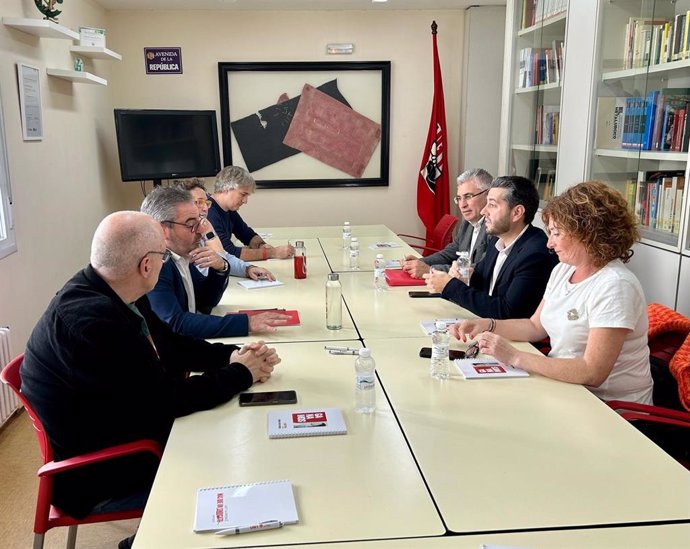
[423, 219, 489, 269]
[148, 260, 249, 338]
[441, 224, 558, 319]
[207, 197, 259, 258]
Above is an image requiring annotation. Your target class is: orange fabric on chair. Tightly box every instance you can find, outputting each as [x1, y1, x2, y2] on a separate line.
[670, 333, 690, 412]
[647, 302, 690, 340]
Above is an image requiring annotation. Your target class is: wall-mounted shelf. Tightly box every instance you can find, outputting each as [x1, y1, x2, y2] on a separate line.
[2, 17, 78, 40]
[46, 68, 107, 86]
[70, 45, 122, 61]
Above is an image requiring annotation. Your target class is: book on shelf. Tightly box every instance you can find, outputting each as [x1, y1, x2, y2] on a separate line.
[237, 309, 300, 326]
[622, 96, 645, 150]
[267, 408, 347, 439]
[194, 480, 298, 533]
[635, 170, 685, 232]
[595, 96, 626, 149]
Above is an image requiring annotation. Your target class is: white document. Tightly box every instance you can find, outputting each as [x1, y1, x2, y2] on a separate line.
[237, 279, 284, 290]
[368, 241, 402, 250]
[385, 259, 401, 269]
[454, 358, 529, 379]
[419, 318, 462, 336]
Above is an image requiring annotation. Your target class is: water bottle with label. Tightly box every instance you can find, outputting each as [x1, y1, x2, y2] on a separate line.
[354, 348, 376, 413]
[430, 320, 451, 380]
[456, 251, 471, 285]
[349, 237, 360, 270]
[325, 273, 342, 330]
[342, 221, 352, 250]
[374, 253, 387, 291]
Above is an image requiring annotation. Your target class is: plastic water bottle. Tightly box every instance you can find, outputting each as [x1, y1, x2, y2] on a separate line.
[354, 348, 376, 413]
[325, 273, 342, 330]
[342, 221, 351, 250]
[374, 253, 387, 291]
[430, 321, 450, 380]
[456, 251, 471, 284]
[349, 237, 360, 270]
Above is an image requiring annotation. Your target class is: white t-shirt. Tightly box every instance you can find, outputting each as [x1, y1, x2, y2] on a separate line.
[541, 260, 653, 404]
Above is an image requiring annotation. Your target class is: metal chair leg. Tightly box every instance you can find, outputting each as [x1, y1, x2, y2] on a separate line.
[65, 525, 78, 549]
[33, 533, 44, 549]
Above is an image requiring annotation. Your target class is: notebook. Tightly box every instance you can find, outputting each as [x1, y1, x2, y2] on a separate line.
[194, 480, 298, 533]
[384, 268, 425, 286]
[238, 309, 300, 326]
[454, 358, 529, 379]
[267, 408, 347, 439]
[237, 279, 284, 290]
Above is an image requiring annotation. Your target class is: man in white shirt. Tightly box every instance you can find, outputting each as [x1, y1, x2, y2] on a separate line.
[424, 176, 558, 319]
[402, 168, 492, 278]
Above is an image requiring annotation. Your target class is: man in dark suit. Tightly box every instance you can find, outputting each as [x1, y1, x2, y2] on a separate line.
[141, 187, 289, 338]
[402, 168, 493, 277]
[424, 176, 558, 319]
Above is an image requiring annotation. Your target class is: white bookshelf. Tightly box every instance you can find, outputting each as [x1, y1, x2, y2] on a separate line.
[2, 17, 78, 40]
[70, 45, 122, 61]
[46, 69, 107, 86]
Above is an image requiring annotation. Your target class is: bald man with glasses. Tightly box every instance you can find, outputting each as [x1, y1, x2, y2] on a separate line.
[402, 168, 492, 278]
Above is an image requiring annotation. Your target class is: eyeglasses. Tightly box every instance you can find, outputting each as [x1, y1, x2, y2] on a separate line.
[465, 341, 480, 359]
[194, 199, 212, 208]
[453, 189, 488, 205]
[163, 218, 202, 233]
[139, 249, 171, 266]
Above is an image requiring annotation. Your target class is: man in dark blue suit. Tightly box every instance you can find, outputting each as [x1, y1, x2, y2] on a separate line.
[424, 176, 558, 319]
[141, 187, 289, 339]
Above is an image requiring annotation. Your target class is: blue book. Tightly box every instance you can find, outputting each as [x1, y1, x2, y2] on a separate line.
[642, 90, 658, 150]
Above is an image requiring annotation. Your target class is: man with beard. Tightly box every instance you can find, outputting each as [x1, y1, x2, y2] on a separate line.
[424, 176, 558, 319]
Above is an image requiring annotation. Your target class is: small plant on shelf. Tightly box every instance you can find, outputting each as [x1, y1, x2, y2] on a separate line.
[34, 0, 64, 22]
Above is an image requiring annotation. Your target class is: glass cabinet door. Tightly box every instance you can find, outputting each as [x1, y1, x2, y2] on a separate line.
[506, 0, 568, 207]
[591, 0, 690, 251]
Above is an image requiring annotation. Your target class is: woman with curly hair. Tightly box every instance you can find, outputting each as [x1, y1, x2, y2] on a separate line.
[451, 181, 653, 404]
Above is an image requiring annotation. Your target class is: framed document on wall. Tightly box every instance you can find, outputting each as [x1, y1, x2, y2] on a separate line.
[17, 63, 43, 141]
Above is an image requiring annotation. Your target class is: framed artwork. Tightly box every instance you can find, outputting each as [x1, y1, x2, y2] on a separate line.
[218, 61, 391, 189]
[17, 63, 43, 141]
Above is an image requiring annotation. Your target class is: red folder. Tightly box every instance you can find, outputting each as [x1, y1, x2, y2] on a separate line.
[384, 269, 426, 287]
[237, 309, 301, 326]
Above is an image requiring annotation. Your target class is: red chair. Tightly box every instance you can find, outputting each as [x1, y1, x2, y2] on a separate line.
[0, 354, 162, 549]
[397, 214, 458, 256]
[608, 303, 690, 471]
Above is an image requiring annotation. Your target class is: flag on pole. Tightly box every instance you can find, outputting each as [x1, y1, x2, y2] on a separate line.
[417, 20, 450, 242]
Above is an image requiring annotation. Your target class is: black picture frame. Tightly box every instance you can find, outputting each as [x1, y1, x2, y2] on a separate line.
[218, 61, 391, 189]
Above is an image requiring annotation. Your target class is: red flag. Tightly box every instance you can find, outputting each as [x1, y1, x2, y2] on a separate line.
[417, 20, 450, 242]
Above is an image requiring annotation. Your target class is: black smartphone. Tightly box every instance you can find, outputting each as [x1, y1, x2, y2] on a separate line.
[238, 390, 297, 407]
[419, 347, 465, 360]
[408, 291, 441, 298]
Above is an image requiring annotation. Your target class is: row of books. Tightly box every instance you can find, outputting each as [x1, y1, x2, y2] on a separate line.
[520, 0, 567, 30]
[626, 171, 686, 233]
[595, 88, 690, 152]
[535, 104, 559, 145]
[517, 43, 564, 88]
[622, 14, 690, 70]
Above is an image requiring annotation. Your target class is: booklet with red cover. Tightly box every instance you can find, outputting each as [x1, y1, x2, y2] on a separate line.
[237, 309, 301, 326]
[384, 268, 426, 286]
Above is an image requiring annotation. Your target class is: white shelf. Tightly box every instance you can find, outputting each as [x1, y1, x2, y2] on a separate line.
[517, 11, 567, 37]
[602, 58, 690, 82]
[2, 17, 78, 40]
[46, 68, 107, 86]
[70, 45, 122, 61]
[515, 81, 561, 94]
[594, 148, 688, 162]
[512, 144, 558, 153]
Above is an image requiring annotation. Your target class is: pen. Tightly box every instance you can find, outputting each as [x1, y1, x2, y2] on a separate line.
[324, 345, 359, 352]
[215, 520, 283, 536]
[329, 349, 359, 355]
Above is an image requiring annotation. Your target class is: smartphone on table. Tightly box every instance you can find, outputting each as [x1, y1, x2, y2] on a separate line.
[408, 291, 441, 298]
[238, 390, 298, 406]
[419, 347, 465, 360]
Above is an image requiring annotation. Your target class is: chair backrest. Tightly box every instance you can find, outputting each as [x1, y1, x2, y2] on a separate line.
[426, 214, 458, 255]
[0, 353, 54, 463]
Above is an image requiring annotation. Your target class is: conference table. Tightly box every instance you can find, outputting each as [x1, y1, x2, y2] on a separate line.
[133, 225, 690, 549]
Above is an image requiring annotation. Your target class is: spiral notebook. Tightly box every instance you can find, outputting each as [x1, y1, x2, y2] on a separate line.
[194, 480, 298, 533]
[267, 408, 347, 439]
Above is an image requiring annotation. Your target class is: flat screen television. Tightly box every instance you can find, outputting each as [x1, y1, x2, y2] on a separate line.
[114, 109, 221, 184]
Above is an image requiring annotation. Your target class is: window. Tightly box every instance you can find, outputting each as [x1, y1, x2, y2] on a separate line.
[0, 85, 16, 259]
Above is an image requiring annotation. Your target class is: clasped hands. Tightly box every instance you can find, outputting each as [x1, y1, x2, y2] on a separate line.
[231, 341, 281, 383]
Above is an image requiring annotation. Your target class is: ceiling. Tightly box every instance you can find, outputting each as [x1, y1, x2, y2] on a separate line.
[93, 0, 504, 11]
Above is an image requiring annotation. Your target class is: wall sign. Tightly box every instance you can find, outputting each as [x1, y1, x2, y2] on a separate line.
[144, 47, 183, 75]
[17, 63, 43, 141]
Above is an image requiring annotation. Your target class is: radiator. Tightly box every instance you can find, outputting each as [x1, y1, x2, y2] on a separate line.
[0, 327, 21, 426]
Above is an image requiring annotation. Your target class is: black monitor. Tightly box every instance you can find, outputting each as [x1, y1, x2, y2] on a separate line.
[113, 109, 221, 185]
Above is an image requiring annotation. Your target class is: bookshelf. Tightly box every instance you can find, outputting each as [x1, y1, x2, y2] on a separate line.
[499, 0, 568, 207]
[589, 0, 690, 313]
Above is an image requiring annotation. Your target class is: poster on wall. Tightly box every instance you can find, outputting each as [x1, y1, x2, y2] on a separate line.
[144, 47, 183, 74]
[17, 63, 43, 141]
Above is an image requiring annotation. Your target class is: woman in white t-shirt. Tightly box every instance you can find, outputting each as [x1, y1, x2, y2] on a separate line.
[451, 181, 653, 404]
